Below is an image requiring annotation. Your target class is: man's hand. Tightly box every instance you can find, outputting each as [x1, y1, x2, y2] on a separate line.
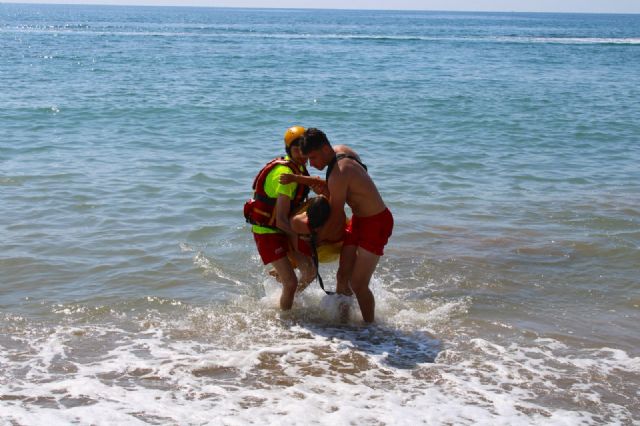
[279, 174, 329, 196]
[310, 180, 329, 196]
[279, 173, 296, 185]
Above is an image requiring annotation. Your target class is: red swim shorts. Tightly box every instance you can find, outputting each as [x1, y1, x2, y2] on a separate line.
[253, 232, 311, 265]
[343, 208, 393, 256]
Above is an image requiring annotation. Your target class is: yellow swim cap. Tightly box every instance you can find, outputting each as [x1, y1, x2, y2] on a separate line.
[284, 125, 305, 148]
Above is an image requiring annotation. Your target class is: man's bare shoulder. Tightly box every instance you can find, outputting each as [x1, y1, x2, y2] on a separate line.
[334, 144, 360, 159]
[334, 145, 364, 175]
[331, 146, 365, 179]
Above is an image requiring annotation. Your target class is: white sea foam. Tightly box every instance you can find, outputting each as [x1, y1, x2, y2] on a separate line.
[491, 36, 640, 45]
[2, 295, 637, 425]
[193, 251, 246, 287]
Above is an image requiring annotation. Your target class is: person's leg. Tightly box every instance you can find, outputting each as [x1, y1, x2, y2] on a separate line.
[335, 244, 357, 322]
[336, 244, 357, 296]
[270, 256, 298, 310]
[349, 247, 380, 323]
[291, 251, 315, 293]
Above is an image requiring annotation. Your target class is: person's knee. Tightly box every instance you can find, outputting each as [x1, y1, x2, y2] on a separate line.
[350, 279, 370, 296]
[277, 268, 298, 292]
[282, 276, 298, 291]
[280, 279, 297, 308]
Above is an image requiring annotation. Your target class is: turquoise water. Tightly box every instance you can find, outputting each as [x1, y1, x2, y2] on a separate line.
[1, 4, 639, 424]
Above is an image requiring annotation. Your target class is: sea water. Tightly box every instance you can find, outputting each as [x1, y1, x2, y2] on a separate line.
[1, 4, 639, 424]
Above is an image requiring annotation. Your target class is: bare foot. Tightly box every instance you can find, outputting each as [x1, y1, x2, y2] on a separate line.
[268, 269, 283, 283]
[296, 278, 312, 294]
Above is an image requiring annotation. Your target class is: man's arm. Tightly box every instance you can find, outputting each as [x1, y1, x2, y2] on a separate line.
[275, 194, 294, 235]
[275, 194, 303, 251]
[324, 169, 348, 242]
[280, 174, 328, 197]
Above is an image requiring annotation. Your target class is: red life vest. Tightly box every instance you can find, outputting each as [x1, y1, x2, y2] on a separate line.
[244, 157, 310, 229]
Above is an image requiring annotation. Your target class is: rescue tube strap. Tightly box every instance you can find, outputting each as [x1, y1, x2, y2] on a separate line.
[310, 233, 333, 295]
[254, 192, 277, 206]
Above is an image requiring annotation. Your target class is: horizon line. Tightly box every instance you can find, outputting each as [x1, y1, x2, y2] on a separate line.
[3, 2, 640, 15]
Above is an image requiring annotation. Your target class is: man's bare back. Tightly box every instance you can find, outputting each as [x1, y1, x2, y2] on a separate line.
[331, 145, 386, 218]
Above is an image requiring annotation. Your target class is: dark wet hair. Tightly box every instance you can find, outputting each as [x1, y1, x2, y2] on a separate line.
[306, 196, 330, 230]
[285, 137, 303, 157]
[301, 128, 330, 155]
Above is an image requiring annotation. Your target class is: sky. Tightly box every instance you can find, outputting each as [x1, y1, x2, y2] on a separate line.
[6, 1, 640, 14]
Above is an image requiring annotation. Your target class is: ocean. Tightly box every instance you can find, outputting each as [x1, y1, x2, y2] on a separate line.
[1, 3, 639, 424]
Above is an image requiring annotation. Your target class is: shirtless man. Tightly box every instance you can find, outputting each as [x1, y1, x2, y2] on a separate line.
[289, 128, 393, 323]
